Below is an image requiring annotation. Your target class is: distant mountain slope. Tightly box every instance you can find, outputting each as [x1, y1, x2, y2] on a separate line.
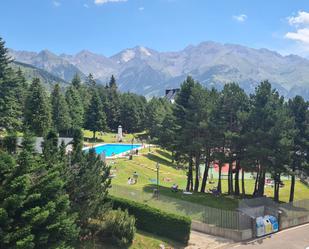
[11, 61, 69, 90]
[9, 42, 309, 99]
[9, 49, 86, 82]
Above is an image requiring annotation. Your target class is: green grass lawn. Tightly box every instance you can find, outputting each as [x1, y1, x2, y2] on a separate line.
[78, 230, 182, 249]
[108, 147, 309, 216]
[83, 130, 147, 144]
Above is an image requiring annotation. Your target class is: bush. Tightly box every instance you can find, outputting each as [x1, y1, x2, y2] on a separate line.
[108, 196, 191, 244]
[90, 208, 136, 247]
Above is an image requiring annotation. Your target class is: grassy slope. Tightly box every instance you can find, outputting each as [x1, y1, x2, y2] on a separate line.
[109, 147, 309, 212]
[83, 130, 146, 144]
[78, 230, 182, 249]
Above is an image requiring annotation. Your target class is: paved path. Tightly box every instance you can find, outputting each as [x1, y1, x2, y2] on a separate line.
[229, 223, 309, 249]
[185, 231, 232, 249]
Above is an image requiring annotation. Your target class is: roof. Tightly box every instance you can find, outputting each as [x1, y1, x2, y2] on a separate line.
[17, 137, 73, 153]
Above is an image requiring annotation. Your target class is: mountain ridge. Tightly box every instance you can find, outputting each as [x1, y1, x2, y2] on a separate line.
[9, 41, 309, 99]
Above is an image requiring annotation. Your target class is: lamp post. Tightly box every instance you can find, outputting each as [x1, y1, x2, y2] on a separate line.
[156, 162, 160, 198]
[129, 137, 134, 160]
[131, 137, 134, 152]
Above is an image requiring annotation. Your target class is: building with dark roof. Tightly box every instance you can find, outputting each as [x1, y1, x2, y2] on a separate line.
[165, 88, 180, 103]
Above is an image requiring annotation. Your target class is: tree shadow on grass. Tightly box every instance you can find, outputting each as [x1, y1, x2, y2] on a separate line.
[156, 149, 173, 161]
[142, 184, 238, 216]
[146, 152, 180, 170]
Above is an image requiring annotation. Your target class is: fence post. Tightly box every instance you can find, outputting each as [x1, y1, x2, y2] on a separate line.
[252, 217, 256, 238]
[278, 210, 282, 231]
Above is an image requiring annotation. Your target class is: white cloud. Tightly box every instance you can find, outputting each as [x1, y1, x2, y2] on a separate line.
[288, 11, 309, 26]
[233, 14, 247, 23]
[139, 7, 144, 11]
[94, 0, 127, 5]
[285, 28, 309, 44]
[53, 1, 61, 7]
[285, 11, 309, 48]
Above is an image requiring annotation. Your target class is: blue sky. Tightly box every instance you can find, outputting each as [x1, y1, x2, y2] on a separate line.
[1, 0, 309, 57]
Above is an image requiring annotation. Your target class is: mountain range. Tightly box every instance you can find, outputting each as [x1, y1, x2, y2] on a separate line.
[9, 41, 309, 100]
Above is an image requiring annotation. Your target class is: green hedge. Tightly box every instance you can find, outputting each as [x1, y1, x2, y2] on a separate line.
[108, 196, 191, 244]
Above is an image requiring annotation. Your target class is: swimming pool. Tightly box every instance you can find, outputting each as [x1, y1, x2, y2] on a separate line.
[84, 143, 141, 157]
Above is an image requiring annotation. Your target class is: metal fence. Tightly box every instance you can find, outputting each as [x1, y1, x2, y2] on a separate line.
[109, 184, 252, 230]
[238, 197, 279, 218]
[279, 199, 309, 219]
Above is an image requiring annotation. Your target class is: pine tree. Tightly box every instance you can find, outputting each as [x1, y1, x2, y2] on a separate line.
[0, 149, 35, 249]
[86, 73, 96, 87]
[65, 86, 84, 131]
[173, 76, 196, 191]
[71, 74, 82, 89]
[219, 83, 249, 196]
[0, 72, 25, 131]
[84, 91, 107, 140]
[70, 150, 111, 229]
[66, 132, 111, 231]
[105, 76, 121, 130]
[183, 82, 207, 192]
[0, 37, 12, 79]
[0, 133, 79, 249]
[247, 81, 293, 199]
[71, 128, 84, 165]
[3, 132, 18, 154]
[157, 112, 178, 153]
[30, 150, 79, 248]
[120, 93, 144, 133]
[24, 78, 51, 136]
[145, 98, 169, 139]
[42, 130, 59, 167]
[51, 84, 71, 135]
[109, 75, 117, 90]
[288, 96, 309, 202]
[0, 38, 26, 131]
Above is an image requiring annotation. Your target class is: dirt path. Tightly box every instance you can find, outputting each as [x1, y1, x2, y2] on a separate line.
[185, 231, 233, 249]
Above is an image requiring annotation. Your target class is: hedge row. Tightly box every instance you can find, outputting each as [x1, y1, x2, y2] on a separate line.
[107, 196, 191, 244]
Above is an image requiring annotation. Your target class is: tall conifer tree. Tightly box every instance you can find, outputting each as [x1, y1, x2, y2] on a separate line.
[24, 78, 51, 136]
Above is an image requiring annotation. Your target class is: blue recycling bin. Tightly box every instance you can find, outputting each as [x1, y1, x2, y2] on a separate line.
[266, 215, 279, 232]
[256, 217, 265, 237]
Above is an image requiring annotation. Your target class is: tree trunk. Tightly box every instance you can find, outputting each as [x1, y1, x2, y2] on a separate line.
[289, 163, 296, 203]
[200, 149, 210, 193]
[241, 168, 246, 197]
[234, 159, 241, 196]
[194, 154, 200, 192]
[186, 155, 193, 191]
[190, 170, 193, 191]
[228, 161, 234, 195]
[93, 131, 96, 141]
[274, 173, 281, 202]
[253, 164, 260, 196]
[217, 162, 223, 194]
[257, 168, 266, 197]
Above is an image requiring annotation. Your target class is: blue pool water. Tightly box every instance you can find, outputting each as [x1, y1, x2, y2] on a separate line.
[86, 144, 141, 157]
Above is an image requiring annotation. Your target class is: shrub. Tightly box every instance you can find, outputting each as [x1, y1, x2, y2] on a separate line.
[108, 196, 191, 244]
[90, 208, 136, 247]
